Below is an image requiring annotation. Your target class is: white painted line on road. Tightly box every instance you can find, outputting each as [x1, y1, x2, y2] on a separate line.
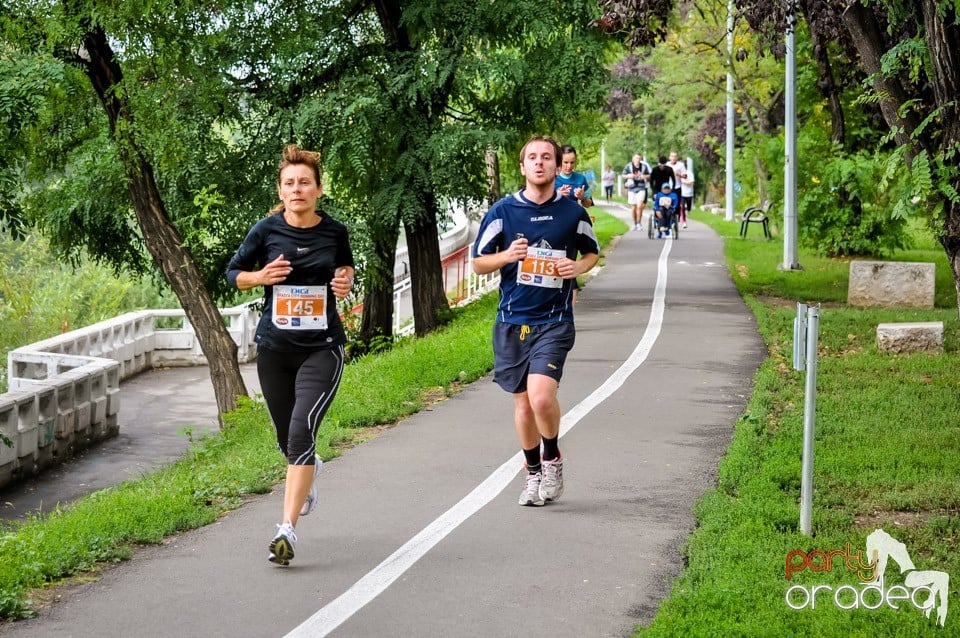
[285, 239, 673, 638]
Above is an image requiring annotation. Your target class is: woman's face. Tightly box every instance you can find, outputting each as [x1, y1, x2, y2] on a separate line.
[278, 163, 321, 214]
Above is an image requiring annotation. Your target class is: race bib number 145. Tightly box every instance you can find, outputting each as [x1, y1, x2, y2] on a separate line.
[272, 285, 328, 330]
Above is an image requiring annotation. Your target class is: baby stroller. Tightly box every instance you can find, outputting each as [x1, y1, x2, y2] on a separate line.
[647, 191, 680, 240]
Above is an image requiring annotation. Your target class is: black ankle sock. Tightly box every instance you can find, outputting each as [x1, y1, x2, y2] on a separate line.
[523, 446, 541, 474]
[542, 436, 560, 462]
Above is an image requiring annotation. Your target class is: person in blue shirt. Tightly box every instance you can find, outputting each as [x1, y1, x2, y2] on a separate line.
[554, 144, 594, 209]
[653, 182, 680, 238]
[472, 135, 600, 508]
[554, 144, 593, 305]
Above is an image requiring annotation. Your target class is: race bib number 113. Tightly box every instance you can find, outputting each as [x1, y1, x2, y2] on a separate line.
[517, 247, 565, 289]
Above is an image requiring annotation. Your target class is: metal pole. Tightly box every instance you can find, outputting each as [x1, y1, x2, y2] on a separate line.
[600, 143, 605, 175]
[725, 0, 735, 222]
[600, 142, 606, 196]
[643, 116, 648, 162]
[782, 0, 800, 269]
[799, 305, 819, 535]
[792, 301, 807, 371]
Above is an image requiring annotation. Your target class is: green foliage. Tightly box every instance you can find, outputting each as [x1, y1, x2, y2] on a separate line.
[2, 0, 617, 338]
[0, 52, 65, 237]
[879, 36, 927, 84]
[0, 231, 177, 392]
[799, 149, 913, 258]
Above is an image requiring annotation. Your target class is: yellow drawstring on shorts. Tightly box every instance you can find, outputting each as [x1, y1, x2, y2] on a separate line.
[519, 325, 530, 341]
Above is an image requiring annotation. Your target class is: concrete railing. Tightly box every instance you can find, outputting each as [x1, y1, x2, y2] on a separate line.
[0, 302, 260, 489]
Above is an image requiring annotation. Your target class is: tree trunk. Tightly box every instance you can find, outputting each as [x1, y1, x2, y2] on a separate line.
[79, 26, 247, 422]
[359, 226, 399, 348]
[844, 1, 960, 318]
[841, 4, 918, 151]
[404, 189, 448, 336]
[803, 1, 845, 146]
[486, 146, 501, 206]
[942, 201, 960, 321]
[920, 0, 960, 318]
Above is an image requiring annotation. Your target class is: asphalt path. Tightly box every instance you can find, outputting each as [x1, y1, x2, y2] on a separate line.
[1, 204, 767, 638]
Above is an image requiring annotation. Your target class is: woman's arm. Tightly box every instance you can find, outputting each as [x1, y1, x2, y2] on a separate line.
[232, 255, 292, 290]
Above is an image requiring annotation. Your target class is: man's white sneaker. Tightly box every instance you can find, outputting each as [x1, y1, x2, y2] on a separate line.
[300, 457, 324, 516]
[268, 522, 297, 566]
[539, 458, 564, 502]
[518, 472, 545, 506]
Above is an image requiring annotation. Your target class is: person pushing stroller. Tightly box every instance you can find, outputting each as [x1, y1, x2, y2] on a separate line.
[652, 182, 679, 238]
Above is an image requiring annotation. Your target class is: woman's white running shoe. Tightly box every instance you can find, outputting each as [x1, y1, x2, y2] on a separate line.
[299, 457, 324, 516]
[268, 522, 297, 565]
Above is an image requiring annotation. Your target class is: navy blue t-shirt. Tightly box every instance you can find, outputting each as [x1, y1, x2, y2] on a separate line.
[473, 190, 599, 325]
[226, 209, 355, 352]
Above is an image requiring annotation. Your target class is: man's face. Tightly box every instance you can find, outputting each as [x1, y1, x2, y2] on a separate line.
[520, 141, 558, 186]
[669, 152, 678, 163]
[560, 152, 577, 176]
[633, 154, 642, 166]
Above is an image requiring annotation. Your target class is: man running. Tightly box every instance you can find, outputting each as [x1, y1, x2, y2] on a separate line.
[622, 153, 651, 231]
[472, 135, 600, 506]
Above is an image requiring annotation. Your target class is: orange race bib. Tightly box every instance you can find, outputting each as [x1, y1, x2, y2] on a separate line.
[517, 247, 565, 289]
[272, 285, 328, 330]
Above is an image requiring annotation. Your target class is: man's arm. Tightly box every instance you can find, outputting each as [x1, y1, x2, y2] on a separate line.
[577, 252, 600, 275]
[556, 252, 599, 280]
[473, 235, 528, 275]
[472, 252, 511, 275]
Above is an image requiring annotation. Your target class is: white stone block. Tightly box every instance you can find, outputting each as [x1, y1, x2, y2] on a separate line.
[849, 261, 935, 308]
[876, 322, 944, 354]
[0, 404, 17, 466]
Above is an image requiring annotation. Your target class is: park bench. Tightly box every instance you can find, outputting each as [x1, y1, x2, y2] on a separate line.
[739, 200, 772, 239]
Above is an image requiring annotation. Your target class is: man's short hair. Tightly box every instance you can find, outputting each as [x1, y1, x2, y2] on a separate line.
[519, 136, 562, 167]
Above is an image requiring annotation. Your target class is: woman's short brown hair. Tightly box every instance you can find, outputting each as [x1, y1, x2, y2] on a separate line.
[277, 143, 322, 186]
[271, 144, 322, 214]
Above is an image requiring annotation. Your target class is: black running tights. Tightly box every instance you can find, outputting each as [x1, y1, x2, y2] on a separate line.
[256, 345, 345, 465]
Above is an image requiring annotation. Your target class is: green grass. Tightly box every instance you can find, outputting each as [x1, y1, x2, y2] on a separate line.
[0, 209, 627, 621]
[634, 210, 959, 637]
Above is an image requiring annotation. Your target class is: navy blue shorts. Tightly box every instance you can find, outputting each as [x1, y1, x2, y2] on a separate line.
[492, 322, 576, 394]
